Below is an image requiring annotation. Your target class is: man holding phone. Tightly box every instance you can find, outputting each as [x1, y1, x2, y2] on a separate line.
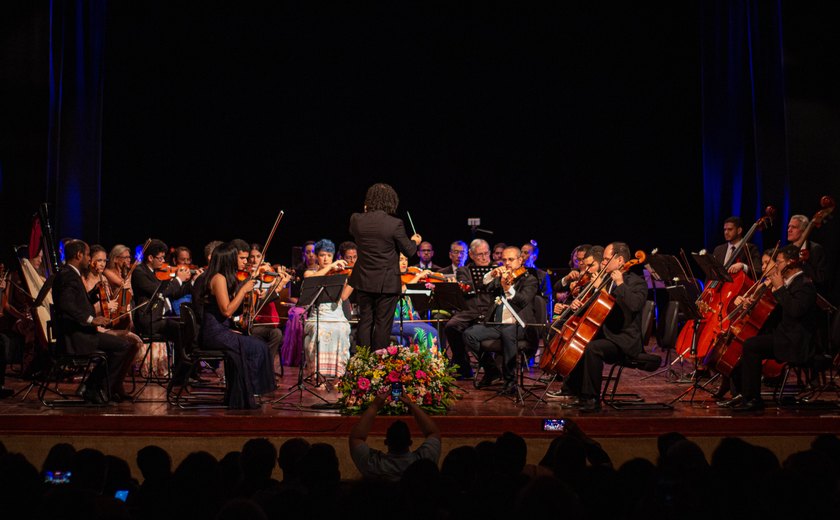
[348, 387, 441, 482]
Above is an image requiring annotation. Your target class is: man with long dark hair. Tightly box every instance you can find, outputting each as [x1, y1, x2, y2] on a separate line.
[348, 183, 421, 349]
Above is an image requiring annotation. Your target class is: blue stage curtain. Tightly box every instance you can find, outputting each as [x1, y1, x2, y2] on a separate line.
[46, 0, 106, 241]
[701, 0, 789, 251]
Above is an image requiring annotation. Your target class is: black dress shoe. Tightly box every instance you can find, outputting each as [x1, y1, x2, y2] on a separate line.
[578, 397, 602, 413]
[732, 398, 765, 412]
[476, 372, 501, 389]
[501, 381, 517, 396]
[716, 394, 743, 408]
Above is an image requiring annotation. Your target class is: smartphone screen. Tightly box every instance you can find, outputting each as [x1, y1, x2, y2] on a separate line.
[114, 490, 129, 502]
[391, 382, 402, 400]
[44, 470, 72, 484]
[543, 418, 565, 432]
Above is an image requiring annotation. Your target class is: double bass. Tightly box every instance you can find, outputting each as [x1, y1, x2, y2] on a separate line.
[673, 207, 775, 361]
[541, 251, 646, 377]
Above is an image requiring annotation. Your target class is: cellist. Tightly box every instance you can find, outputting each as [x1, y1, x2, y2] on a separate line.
[730, 245, 819, 412]
[559, 242, 648, 413]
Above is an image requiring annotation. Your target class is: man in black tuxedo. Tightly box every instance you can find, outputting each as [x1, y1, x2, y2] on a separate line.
[348, 183, 421, 350]
[435, 241, 468, 278]
[413, 241, 441, 271]
[733, 245, 819, 412]
[131, 239, 194, 342]
[712, 216, 762, 278]
[52, 240, 132, 403]
[463, 246, 539, 395]
[787, 214, 827, 290]
[444, 239, 495, 379]
[561, 242, 648, 412]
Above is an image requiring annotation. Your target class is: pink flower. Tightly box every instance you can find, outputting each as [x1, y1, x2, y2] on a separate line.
[357, 377, 371, 390]
[387, 371, 401, 383]
[415, 370, 427, 380]
[387, 346, 398, 356]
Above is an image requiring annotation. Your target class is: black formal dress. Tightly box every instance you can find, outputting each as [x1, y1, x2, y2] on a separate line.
[348, 210, 417, 349]
[52, 265, 132, 394]
[564, 271, 648, 400]
[463, 272, 539, 383]
[740, 272, 818, 401]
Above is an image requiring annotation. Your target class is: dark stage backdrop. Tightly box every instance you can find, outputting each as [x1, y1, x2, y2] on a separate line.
[2, 2, 838, 300]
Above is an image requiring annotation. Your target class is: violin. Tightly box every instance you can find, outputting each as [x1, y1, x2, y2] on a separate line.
[501, 266, 527, 286]
[403, 266, 447, 284]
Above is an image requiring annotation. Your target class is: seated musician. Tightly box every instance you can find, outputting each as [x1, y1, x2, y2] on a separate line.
[302, 239, 351, 384]
[521, 239, 551, 300]
[81, 245, 143, 400]
[169, 246, 199, 316]
[553, 246, 603, 315]
[560, 242, 648, 412]
[52, 240, 133, 404]
[554, 244, 593, 304]
[190, 240, 223, 325]
[729, 245, 819, 412]
[713, 216, 761, 277]
[103, 244, 132, 295]
[436, 240, 468, 279]
[245, 240, 289, 372]
[491, 243, 507, 266]
[131, 239, 196, 344]
[339, 241, 358, 267]
[281, 240, 317, 369]
[443, 239, 495, 380]
[463, 246, 538, 395]
[413, 241, 441, 271]
[787, 214, 827, 290]
[202, 242, 276, 409]
[393, 253, 439, 350]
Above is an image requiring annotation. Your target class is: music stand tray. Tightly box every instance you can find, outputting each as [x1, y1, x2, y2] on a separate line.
[428, 283, 468, 313]
[405, 283, 433, 318]
[691, 253, 733, 284]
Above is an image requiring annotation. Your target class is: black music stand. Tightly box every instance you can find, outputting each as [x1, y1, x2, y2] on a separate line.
[667, 284, 717, 406]
[132, 280, 171, 403]
[273, 274, 346, 408]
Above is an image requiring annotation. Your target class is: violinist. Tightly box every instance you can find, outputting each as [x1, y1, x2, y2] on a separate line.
[712, 217, 761, 277]
[554, 244, 593, 304]
[52, 240, 132, 404]
[244, 241, 288, 371]
[463, 246, 538, 395]
[131, 239, 194, 343]
[731, 245, 819, 412]
[560, 242, 648, 412]
[445, 239, 494, 380]
[393, 253, 439, 351]
[437, 241, 468, 279]
[339, 241, 358, 267]
[170, 245, 202, 316]
[413, 241, 441, 271]
[348, 183, 421, 350]
[787, 214, 827, 289]
[303, 239, 351, 382]
[202, 242, 276, 409]
[81, 245, 142, 400]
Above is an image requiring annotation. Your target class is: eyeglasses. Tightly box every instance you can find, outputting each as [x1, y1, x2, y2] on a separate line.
[154, 255, 166, 261]
[473, 252, 490, 257]
[450, 250, 467, 255]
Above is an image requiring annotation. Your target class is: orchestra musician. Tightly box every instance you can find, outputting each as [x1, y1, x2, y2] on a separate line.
[131, 239, 195, 344]
[560, 242, 648, 413]
[244, 240, 289, 372]
[81, 245, 142, 400]
[413, 241, 441, 271]
[521, 239, 551, 305]
[393, 253, 439, 351]
[787, 214, 827, 289]
[554, 244, 592, 304]
[201, 241, 276, 409]
[103, 244, 132, 295]
[338, 241, 358, 266]
[437, 241, 468, 279]
[444, 239, 495, 380]
[51, 240, 133, 404]
[303, 239, 351, 382]
[491, 243, 507, 266]
[553, 246, 603, 314]
[348, 183, 421, 350]
[731, 245, 819, 412]
[712, 216, 761, 277]
[463, 246, 538, 395]
[190, 240, 223, 326]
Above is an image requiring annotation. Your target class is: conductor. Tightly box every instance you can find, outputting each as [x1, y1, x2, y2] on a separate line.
[349, 183, 421, 350]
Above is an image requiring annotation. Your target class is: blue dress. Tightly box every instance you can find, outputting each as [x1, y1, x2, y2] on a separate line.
[202, 298, 276, 409]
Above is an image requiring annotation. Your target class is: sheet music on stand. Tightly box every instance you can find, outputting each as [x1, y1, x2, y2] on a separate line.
[429, 283, 468, 313]
[467, 266, 494, 294]
[691, 252, 733, 284]
[646, 253, 689, 286]
[405, 283, 433, 317]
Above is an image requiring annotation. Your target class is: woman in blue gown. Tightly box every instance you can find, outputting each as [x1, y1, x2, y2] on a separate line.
[202, 242, 276, 409]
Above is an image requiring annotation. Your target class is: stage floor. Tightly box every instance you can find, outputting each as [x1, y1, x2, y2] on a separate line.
[2, 355, 839, 440]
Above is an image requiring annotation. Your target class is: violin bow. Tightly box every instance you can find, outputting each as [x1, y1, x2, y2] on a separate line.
[254, 210, 284, 280]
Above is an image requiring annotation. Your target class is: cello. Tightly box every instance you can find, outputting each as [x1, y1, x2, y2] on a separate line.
[673, 207, 775, 361]
[542, 251, 646, 377]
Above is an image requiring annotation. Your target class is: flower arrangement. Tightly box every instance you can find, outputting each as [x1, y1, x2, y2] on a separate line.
[338, 344, 458, 415]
